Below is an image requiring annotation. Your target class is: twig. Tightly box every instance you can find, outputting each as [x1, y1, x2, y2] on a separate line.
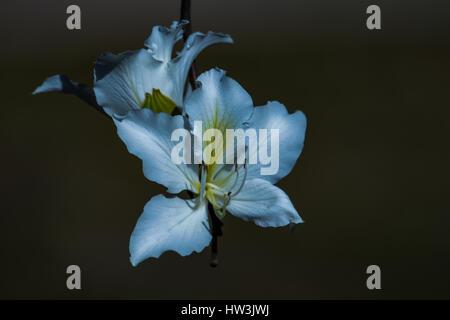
[180, 0, 199, 90]
[209, 203, 223, 268]
[181, 0, 223, 267]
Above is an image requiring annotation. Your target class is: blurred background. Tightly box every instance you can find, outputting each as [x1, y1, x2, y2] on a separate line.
[1, 0, 449, 299]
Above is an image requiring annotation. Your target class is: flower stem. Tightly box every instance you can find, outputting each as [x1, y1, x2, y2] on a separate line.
[180, 0, 199, 90]
[209, 202, 223, 268]
[181, 0, 223, 267]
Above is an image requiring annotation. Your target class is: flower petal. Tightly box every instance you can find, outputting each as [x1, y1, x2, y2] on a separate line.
[174, 31, 233, 93]
[226, 178, 303, 227]
[130, 195, 211, 266]
[94, 49, 167, 116]
[33, 74, 68, 94]
[114, 108, 199, 194]
[184, 68, 254, 132]
[144, 21, 186, 63]
[246, 101, 307, 184]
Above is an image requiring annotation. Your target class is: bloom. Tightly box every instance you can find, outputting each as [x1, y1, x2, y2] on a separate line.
[115, 68, 307, 266]
[33, 21, 233, 116]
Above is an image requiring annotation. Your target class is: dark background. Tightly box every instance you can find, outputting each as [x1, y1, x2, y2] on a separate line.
[1, 0, 449, 299]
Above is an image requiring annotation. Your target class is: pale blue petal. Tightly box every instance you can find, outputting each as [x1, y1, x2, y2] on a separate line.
[114, 108, 199, 194]
[174, 31, 233, 92]
[246, 101, 307, 184]
[144, 21, 187, 63]
[130, 195, 211, 266]
[33, 74, 66, 94]
[94, 49, 166, 116]
[226, 178, 303, 227]
[184, 68, 254, 131]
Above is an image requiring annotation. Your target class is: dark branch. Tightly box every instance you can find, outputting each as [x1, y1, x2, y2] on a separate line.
[180, 0, 199, 90]
[209, 202, 223, 268]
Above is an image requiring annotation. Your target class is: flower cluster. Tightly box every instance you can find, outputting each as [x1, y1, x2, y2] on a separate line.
[34, 21, 307, 266]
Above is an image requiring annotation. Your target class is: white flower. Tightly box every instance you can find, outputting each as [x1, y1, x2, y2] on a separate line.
[114, 69, 307, 266]
[33, 21, 233, 116]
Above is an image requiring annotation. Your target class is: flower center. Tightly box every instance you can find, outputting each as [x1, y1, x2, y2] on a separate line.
[141, 89, 177, 114]
[197, 160, 247, 219]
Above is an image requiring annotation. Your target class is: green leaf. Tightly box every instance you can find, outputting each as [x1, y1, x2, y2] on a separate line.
[142, 89, 177, 114]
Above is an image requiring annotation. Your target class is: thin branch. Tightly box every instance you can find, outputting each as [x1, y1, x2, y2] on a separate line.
[180, 0, 199, 90]
[209, 202, 223, 268]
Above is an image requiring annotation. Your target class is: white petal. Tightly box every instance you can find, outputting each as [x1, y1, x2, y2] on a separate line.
[114, 108, 199, 194]
[246, 101, 307, 184]
[226, 178, 303, 227]
[144, 21, 186, 63]
[130, 195, 211, 266]
[94, 49, 167, 116]
[33, 74, 67, 94]
[184, 68, 254, 132]
[174, 31, 233, 93]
